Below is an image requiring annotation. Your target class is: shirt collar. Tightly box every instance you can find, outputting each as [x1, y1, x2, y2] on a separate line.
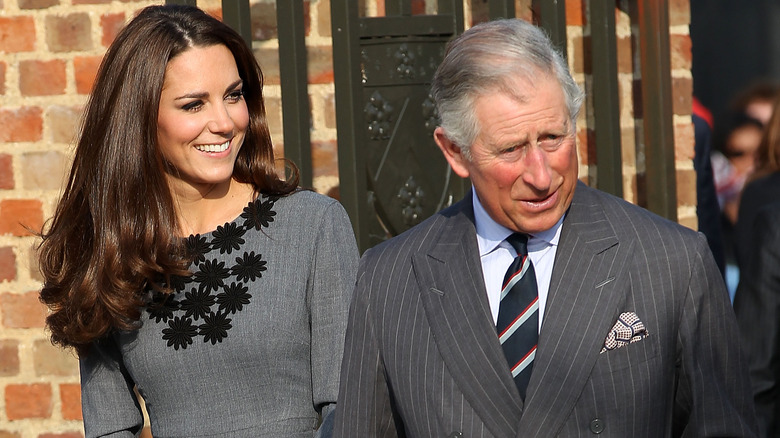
[473, 188, 564, 256]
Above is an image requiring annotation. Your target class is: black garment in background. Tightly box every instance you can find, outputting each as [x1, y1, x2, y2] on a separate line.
[735, 172, 780, 270]
[733, 201, 780, 438]
[693, 113, 726, 275]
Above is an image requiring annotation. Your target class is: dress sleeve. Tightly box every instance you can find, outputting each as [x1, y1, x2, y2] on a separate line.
[80, 335, 144, 438]
[673, 233, 759, 437]
[308, 200, 359, 421]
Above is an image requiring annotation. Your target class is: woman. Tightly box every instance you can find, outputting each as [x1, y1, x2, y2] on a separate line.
[733, 95, 780, 271]
[38, 5, 358, 437]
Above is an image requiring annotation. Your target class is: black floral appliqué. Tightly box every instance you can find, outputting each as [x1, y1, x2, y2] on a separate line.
[241, 197, 277, 230]
[212, 222, 246, 254]
[185, 234, 210, 264]
[193, 259, 231, 293]
[147, 195, 278, 350]
[232, 251, 267, 283]
[216, 282, 252, 314]
[179, 287, 216, 321]
[162, 316, 198, 350]
[147, 293, 180, 323]
[199, 312, 233, 344]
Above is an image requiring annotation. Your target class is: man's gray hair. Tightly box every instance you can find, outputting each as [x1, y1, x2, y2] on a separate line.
[431, 19, 585, 159]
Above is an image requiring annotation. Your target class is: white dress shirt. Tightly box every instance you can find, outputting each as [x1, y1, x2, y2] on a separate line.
[472, 190, 563, 331]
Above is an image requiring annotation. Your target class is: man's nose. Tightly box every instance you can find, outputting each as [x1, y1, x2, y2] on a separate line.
[520, 146, 552, 190]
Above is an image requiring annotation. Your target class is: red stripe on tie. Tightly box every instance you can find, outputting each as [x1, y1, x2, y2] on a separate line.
[498, 296, 538, 338]
[501, 255, 527, 290]
[511, 345, 537, 372]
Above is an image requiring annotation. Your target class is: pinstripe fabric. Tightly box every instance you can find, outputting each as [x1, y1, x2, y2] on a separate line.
[334, 182, 758, 437]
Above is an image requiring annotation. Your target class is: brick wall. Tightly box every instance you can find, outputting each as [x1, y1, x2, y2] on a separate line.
[0, 0, 694, 436]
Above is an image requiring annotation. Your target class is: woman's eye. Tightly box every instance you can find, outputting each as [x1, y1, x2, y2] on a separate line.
[226, 89, 244, 102]
[181, 100, 203, 111]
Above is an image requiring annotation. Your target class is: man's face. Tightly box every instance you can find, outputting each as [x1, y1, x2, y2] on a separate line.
[435, 75, 579, 234]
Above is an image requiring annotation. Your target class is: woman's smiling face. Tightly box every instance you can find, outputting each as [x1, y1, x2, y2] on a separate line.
[156, 44, 249, 197]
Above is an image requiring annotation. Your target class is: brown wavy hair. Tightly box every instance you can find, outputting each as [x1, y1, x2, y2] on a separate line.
[750, 96, 780, 182]
[38, 5, 298, 357]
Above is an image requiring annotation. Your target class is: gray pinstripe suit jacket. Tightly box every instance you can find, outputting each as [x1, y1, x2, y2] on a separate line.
[334, 182, 758, 437]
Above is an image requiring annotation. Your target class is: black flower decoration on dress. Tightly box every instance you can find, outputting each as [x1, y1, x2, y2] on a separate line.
[166, 274, 192, 293]
[179, 287, 216, 321]
[232, 251, 267, 283]
[241, 197, 277, 230]
[216, 282, 252, 314]
[162, 316, 198, 350]
[185, 234, 210, 264]
[212, 222, 246, 254]
[146, 293, 180, 323]
[193, 259, 231, 293]
[199, 312, 233, 344]
[150, 195, 279, 350]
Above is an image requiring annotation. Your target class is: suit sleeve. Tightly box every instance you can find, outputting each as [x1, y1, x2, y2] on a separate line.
[333, 253, 404, 438]
[80, 336, 144, 438]
[674, 233, 758, 437]
[308, 200, 359, 436]
[734, 207, 780, 437]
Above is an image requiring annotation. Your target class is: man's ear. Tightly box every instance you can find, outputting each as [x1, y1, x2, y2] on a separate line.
[434, 127, 470, 179]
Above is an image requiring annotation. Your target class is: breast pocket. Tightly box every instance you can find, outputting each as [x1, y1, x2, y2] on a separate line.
[594, 335, 660, 374]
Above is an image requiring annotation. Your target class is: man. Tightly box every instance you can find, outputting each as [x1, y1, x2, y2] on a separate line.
[734, 202, 780, 437]
[334, 19, 757, 437]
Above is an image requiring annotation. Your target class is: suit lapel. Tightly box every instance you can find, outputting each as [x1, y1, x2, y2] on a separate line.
[413, 197, 522, 438]
[518, 183, 633, 435]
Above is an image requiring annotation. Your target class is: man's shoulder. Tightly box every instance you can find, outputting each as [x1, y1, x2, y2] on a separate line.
[361, 198, 471, 263]
[573, 183, 699, 240]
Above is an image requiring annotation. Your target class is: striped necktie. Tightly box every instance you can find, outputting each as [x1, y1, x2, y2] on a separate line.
[497, 233, 539, 400]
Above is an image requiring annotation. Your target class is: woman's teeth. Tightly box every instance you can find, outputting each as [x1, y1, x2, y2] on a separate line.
[195, 140, 229, 153]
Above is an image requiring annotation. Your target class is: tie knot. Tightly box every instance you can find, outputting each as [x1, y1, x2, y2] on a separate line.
[506, 232, 529, 256]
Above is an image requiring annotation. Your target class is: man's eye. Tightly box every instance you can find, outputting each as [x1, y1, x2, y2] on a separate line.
[502, 146, 519, 154]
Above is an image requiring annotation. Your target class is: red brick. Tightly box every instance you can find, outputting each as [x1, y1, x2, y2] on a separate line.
[255, 47, 280, 85]
[265, 96, 282, 136]
[675, 121, 695, 161]
[20, 59, 66, 96]
[312, 140, 338, 178]
[251, 2, 278, 41]
[317, 0, 331, 38]
[21, 151, 69, 190]
[60, 383, 82, 421]
[669, 0, 691, 27]
[676, 168, 697, 207]
[0, 431, 21, 438]
[47, 105, 82, 144]
[670, 34, 692, 71]
[29, 245, 44, 283]
[0, 61, 6, 95]
[308, 46, 333, 84]
[0, 246, 16, 282]
[0, 340, 20, 376]
[33, 339, 79, 377]
[5, 383, 52, 420]
[74, 55, 103, 94]
[46, 13, 93, 52]
[204, 8, 222, 21]
[19, 0, 59, 9]
[0, 17, 36, 53]
[0, 291, 47, 328]
[672, 76, 693, 116]
[566, 0, 585, 26]
[0, 199, 43, 237]
[0, 154, 13, 189]
[0, 107, 43, 142]
[100, 12, 126, 47]
[38, 433, 83, 438]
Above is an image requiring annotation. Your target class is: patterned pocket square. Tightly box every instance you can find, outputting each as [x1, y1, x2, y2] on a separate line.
[600, 312, 648, 353]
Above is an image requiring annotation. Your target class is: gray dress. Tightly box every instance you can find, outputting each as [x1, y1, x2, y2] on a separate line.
[80, 191, 359, 438]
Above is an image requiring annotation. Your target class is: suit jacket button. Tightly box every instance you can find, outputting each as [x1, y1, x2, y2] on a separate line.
[448, 433, 463, 438]
[589, 418, 605, 434]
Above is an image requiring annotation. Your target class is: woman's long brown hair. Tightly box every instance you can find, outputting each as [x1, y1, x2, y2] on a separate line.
[750, 97, 780, 182]
[38, 5, 298, 357]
